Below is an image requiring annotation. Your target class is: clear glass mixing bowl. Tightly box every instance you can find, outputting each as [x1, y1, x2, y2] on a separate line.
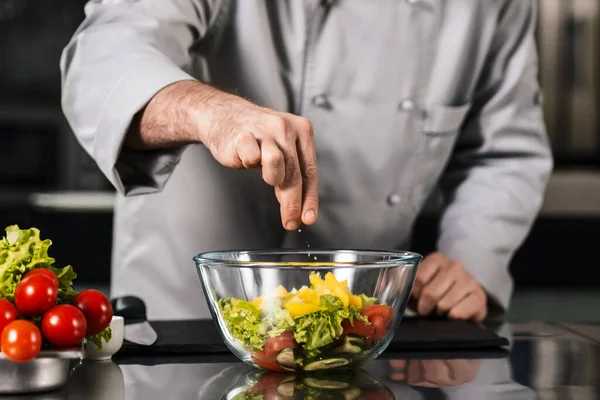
[194, 250, 421, 373]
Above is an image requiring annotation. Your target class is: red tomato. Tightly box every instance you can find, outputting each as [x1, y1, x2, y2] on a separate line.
[41, 305, 87, 348]
[361, 305, 394, 328]
[0, 299, 18, 334]
[15, 275, 58, 316]
[251, 353, 286, 372]
[370, 314, 387, 341]
[342, 319, 375, 341]
[72, 290, 113, 335]
[24, 269, 59, 289]
[365, 390, 392, 400]
[263, 331, 296, 357]
[248, 373, 289, 393]
[1, 320, 42, 362]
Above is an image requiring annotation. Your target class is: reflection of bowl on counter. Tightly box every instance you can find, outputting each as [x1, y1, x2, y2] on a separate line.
[195, 250, 421, 373]
[221, 368, 395, 400]
[0, 349, 81, 395]
[66, 360, 124, 400]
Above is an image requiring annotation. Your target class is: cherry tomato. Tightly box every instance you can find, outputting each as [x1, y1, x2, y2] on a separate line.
[251, 353, 286, 372]
[1, 320, 41, 362]
[361, 305, 394, 328]
[370, 314, 387, 341]
[41, 305, 87, 348]
[366, 390, 393, 400]
[249, 373, 289, 392]
[0, 299, 18, 335]
[342, 319, 375, 341]
[248, 372, 288, 399]
[15, 275, 58, 316]
[72, 290, 113, 335]
[263, 331, 296, 357]
[24, 269, 59, 289]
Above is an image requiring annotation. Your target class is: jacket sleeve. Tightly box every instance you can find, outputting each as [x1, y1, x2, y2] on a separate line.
[437, 0, 553, 310]
[60, 0, 225, 195]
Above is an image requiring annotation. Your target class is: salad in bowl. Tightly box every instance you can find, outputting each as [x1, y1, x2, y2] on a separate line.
[195, 250, 421, 373]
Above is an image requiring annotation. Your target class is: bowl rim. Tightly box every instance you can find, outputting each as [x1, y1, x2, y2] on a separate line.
[193, 249, 422, 268]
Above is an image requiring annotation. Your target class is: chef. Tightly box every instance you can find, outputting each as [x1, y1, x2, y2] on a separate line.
[60, 0, 552, 321]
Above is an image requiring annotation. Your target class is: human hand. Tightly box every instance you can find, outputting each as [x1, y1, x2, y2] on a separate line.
[127, 80, 318, 231]
[388, 359, 481, 387]
[198, 92, 318, 231]
[410, 253, 487, 322]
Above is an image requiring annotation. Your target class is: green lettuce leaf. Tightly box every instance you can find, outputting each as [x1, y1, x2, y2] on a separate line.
[49, 265, 78, 304]
[219, 298, 268, 351]
[0, 225, 79, 304]
[292, 295, 367, 352]
[0, 226, 55, 300]
[359, 294, 377, 307]
[87, 326, 112, 350]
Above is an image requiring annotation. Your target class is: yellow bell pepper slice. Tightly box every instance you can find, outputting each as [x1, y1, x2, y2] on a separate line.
[349, 294, 362, 307]
[309, 272, 325, 288]
[250, 295, 264, 310]
[272, 285, 289, 298]
[296, 286, 313, 300]
[284, 297, 322, 318]
[324, 272, 349, 308]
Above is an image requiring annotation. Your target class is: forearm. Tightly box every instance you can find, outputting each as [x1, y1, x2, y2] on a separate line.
[124, 80, 226, 149]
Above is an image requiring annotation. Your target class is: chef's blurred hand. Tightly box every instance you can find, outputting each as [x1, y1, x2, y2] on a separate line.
[388, 359, 481, 388]
[410, 252, 487, 322]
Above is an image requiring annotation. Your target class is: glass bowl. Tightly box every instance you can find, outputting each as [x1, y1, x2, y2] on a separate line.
[194, 250, 421, 373]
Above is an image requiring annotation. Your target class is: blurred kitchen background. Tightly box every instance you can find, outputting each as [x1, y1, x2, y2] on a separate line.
[0, 0, 598, 321]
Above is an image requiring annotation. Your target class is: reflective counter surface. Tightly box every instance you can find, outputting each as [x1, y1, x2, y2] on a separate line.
[18, 322, 600, 399]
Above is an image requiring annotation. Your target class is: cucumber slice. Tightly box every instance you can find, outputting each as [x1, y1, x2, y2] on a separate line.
[303, 358, 351, 371]
[275, 348, 296, 371]
[276, 381, 295, 397]
[303, 377, 350, 390]
[341, 387, 361, 400]
[333, 336, 364, 354]
[346, 336, 366, 347]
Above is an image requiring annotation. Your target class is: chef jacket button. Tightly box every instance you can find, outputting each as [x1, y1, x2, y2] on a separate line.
[312, 94, 333, 110]
[405, 0, 419, 5]
[398, 98, 415, 111]
[386, 193, 402, 206]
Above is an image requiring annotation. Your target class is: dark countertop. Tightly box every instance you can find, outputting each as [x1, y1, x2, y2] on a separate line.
[50, 321, 600, 399]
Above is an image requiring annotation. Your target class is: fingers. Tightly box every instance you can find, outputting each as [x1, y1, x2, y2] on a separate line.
[412, 253, 488, 322]
[275, 137, 303, 231]
[412, 253, 446, 298]
[417, 264, 459, 316]
[235, 131, 261, 169]
[259, 138, 285, 186]
[295, 117, 319, 225]
[436, 278, 477, 314]
[448, 290, 488, 322]
[227, 110, 318, 231]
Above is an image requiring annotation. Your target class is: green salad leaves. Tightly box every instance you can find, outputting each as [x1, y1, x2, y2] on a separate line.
[293, 295, 367, 353]
[219, 294, 370, 356]
[0, 225, 78, 303]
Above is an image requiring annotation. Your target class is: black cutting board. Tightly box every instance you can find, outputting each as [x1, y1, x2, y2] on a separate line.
[116, 318, 509, 357]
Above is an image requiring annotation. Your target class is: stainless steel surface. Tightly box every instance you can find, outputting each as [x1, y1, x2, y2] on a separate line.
[55, 322, 597, 399]
[0, 350, 81, 394]
[124, 322, 158, 347]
